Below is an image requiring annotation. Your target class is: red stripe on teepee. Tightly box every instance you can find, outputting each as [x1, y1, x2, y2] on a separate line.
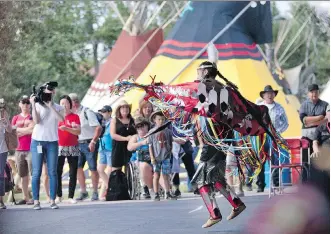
[157, 47, 261, 58]
[163, 40, 257, 50]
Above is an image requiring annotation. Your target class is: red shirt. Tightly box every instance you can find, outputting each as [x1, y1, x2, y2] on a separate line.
[58, 113, 80, 146]
[12, 114, 33, 151]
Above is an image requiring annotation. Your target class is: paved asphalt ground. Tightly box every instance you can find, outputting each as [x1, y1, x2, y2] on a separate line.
[0, 192, 269, 234]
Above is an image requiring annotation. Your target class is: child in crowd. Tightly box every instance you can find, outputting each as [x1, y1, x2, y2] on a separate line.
[148, 111, 176, 201]
[127, 117, 153, 199]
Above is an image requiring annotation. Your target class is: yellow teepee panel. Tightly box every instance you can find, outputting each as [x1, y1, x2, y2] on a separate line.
[122, 56, 301, 137]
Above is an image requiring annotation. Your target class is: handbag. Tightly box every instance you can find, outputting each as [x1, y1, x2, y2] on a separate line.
[5, 128, 18, 151]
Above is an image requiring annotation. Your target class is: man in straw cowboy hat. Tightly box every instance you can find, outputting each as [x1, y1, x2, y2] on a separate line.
[246, 85, 289, 193]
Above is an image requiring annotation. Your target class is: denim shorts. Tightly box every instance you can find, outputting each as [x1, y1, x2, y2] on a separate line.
[99, 150, 112, 166]
[153, 158, 171, 175]
[78, 142, 98, 171]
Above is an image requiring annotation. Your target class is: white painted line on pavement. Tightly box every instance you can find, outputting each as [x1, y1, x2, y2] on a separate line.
[188, 205, 203, 213]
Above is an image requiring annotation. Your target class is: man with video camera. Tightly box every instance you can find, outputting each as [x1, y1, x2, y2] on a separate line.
[30, 82, 64, 210]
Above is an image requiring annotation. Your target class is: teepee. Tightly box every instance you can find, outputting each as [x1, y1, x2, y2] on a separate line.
[120, 1, 301, 137]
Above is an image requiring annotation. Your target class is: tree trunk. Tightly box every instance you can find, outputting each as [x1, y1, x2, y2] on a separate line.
[93, 42, 99, 76]
[304, 28, 314, 67]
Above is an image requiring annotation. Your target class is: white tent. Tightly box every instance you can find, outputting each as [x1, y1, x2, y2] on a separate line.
[320, 81, 330, 103]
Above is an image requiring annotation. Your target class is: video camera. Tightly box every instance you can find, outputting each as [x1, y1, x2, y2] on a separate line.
[32, 81, 58, 104]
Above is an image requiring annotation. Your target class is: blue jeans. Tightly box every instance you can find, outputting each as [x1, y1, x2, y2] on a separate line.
[0, 152, 8, 196]
[31, 140, 58, 200]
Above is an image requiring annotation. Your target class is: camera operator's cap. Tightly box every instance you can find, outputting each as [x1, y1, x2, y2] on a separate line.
[308, 84, 319, 92]
[98, 105, 112, 113]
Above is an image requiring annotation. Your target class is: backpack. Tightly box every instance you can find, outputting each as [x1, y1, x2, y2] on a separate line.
[106, 170, 131, 201]
[83, 107, 106, 138]
[4, 162, 16, 204]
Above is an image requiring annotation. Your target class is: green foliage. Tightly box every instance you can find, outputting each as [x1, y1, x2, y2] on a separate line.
[0, 1, 122, 115]
[1, 1, 184, 116]
[273, 2, 329, 87]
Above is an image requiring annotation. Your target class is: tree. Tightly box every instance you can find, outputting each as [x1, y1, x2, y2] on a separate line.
[0, 1, 122, 115]
[0, 1, 188, 115]
[271, 2, 329, 101]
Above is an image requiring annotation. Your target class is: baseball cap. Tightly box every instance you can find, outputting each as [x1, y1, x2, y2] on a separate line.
[308, 84, 319, 92]
[98, 105, 112, 113]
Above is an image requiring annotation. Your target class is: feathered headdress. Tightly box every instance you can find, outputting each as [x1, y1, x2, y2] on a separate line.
[198, 43, 219, 69]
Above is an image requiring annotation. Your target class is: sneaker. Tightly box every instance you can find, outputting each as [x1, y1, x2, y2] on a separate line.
[143, 186, 151, 199]
[55, 197, 62, 204]
[165, 192, 177, 200]
[245, 185, 253, 191]
[236, 190, 245, 197]
[0, 202, 6, 209]
[50, 203, 59, 209]
[33, 202, 41, 210]
[202, 216, 222, 228]
[17, 199, 27, 205]
[174, 189, 181, 197]
[76, 192, 88, 201]
[257, 187, 264, 193]
[159, 188, 165, 197]
[91, 192, 99, 201]
[143, 193, 151, 199]
[154, 193, 160, 201]
[193, 188, 200, 195]
[68, 198, 77, 204]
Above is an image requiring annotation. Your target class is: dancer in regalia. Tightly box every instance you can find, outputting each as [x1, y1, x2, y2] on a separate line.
[191, 61, 246, 228]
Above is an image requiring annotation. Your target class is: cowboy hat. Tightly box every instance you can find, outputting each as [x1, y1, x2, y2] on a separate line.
[114, 100, 132, 117]
[259, 85, 278, 99]
[149, 110, 163, 123]
[134, 116, 150, 128]
[116, 100, 132, 109]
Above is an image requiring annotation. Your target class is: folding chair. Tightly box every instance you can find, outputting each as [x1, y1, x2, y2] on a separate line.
[269, 138, 309, 198]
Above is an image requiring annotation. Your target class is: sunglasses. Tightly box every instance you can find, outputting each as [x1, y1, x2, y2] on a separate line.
[135, 123, 147, 129]
[21, 100, 30, 105]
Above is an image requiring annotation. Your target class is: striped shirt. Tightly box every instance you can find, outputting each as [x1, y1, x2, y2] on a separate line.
[258, 101, 289, 134]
